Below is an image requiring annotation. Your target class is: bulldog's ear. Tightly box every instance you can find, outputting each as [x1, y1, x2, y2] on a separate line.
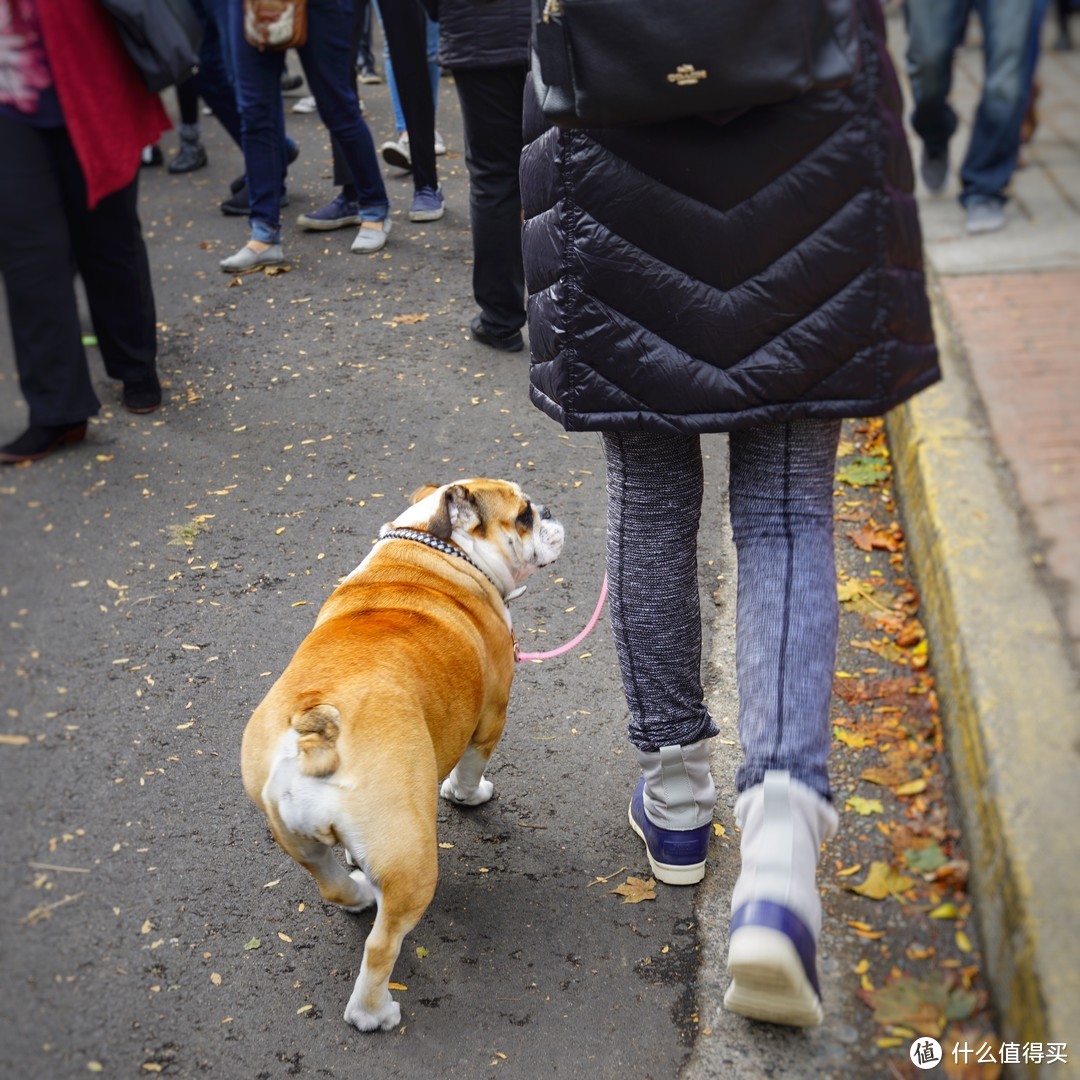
[409, 484, 439, 504]
[427, 483, 478, 540]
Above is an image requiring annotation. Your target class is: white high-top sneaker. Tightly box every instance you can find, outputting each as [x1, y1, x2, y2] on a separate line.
[628, 740, 716, 885]
[724, 769, 838, 1026]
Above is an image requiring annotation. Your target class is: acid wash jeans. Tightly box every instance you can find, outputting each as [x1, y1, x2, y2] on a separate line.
[601, 419, 842, 801]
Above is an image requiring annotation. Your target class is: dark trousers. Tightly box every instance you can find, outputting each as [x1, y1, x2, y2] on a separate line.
[366, 0, 438, 191]
[191, 0, 245, 148]
[0, 117, 157, 426]
[452, 65, 527, 334]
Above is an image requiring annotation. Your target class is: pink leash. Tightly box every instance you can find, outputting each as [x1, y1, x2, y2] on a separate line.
[516, 573, 608, 662]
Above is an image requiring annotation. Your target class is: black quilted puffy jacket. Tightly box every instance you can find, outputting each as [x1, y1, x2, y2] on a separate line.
[436, 0, 531, 70]
[520, 1, 939, 434]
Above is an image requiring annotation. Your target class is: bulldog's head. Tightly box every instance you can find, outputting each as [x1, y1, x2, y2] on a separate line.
[384, 479, 565, 595]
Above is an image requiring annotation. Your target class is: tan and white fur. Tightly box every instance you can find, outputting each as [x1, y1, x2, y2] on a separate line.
[241, 479, 564, 1032]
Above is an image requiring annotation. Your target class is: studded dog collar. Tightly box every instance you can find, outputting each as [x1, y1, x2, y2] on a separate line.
[379, 528, 504, 596]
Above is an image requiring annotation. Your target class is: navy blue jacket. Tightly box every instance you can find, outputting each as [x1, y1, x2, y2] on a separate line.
[520, 1, 939, 433]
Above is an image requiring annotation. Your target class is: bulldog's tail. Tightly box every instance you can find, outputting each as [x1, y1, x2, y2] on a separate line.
[291, 704, 341, 777]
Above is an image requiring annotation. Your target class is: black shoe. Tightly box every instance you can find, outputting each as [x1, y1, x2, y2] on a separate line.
[221, 184, 290, 216]
[281, 72, 304, 91]
[1, 422, 88, 464]
[140, 145, 163, 168]
[168, 140, 208, 174]
[470, 315, 524, 353]
[230, 173, 247, 195]
[122, 377, 162, 415]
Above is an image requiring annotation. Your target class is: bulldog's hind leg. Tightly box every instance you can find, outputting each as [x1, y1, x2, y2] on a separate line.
[270, 824, 377, 913]
[344, 848, 437, 1032]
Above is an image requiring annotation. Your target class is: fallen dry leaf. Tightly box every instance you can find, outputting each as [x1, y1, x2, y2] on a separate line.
[848, 861, 917, 900]
[610, 876, 658, 904]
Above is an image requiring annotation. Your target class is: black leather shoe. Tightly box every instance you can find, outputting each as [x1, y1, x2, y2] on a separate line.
[221, 183, 291, 216]
[1, 422, 87, 464]
[168, 140, 208, 174]
[122, 377, 162, 414]
[470, 315, 524, 353]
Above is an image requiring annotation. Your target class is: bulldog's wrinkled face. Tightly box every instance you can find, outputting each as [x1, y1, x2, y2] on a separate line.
[385, 478, 565, 591]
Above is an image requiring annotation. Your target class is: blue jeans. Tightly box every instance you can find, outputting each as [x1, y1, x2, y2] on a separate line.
[905, 0, 1038, 204]
[231, 0, 388, 243]
[601, 420, 842, 801]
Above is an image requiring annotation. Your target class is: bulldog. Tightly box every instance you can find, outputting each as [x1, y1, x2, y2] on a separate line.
[240, 479, 564, 1032]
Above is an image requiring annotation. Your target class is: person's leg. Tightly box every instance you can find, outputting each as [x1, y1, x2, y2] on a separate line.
[377, 0, 438, 192]
[61, 143, 159, 405]
[298, 2, 387, 209]
[356, 0, 378, 74]
[372, 0, 408, 137]
[0, 119, 98, 434]
[169, 78, 209, 174]
[229, 0, 286, 250]
[723, 418, 841, 1027]
[424, 15, 440, 114]
[452, 66, 527, 339]
[297, 0, 389, 250]
[904, 0, 970, 188]
[960, 0, 1039, 204]
[730, 419, 841, 799]
[191, 0, 245, 148]
[601, 430, 718, 885]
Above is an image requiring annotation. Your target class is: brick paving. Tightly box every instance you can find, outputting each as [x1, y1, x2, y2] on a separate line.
[939, 271, 1080, 657]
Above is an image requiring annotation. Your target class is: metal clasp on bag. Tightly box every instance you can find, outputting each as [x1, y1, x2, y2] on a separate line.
[542, 0, 562, 22]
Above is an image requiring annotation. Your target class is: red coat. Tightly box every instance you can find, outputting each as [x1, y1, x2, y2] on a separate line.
[35, 0, 171, 208]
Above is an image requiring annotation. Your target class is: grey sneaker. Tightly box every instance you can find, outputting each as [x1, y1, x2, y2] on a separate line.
[965, 195, 1006, 235]
[351, 218, 392, 253]
[220, 243, 285, 273]
[920, 147, 949, 194]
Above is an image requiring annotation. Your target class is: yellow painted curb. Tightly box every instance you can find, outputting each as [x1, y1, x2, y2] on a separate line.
[886, 278, 1080, 1075]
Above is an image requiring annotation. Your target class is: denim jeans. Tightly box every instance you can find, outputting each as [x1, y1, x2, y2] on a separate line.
[601, 420, 842, 800]
[231, 0, 388, 243]
[905, 0, 1038, 203]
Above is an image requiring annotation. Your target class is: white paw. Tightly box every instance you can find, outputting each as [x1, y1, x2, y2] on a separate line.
[344, 995, 401, 1032]
[440, 775, 494, 806]
[339, 869, 377, 913]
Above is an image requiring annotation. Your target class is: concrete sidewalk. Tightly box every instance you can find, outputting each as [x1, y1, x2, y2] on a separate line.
[884, 10, 1080, 1067]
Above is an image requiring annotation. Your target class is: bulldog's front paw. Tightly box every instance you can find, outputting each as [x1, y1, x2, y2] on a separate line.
[344, 994, 401, 1033]
[440, 774, 494, 806]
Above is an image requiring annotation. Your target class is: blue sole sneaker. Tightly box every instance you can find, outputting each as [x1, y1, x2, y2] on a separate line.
[724, 900, 823, 1026]
[628, 776, 710, 885]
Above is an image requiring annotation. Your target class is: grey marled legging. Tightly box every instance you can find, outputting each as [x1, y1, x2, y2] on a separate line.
[601, 419, 842, 799]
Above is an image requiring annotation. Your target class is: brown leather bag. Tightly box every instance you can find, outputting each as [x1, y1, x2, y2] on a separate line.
[243, 0, 308, 51]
